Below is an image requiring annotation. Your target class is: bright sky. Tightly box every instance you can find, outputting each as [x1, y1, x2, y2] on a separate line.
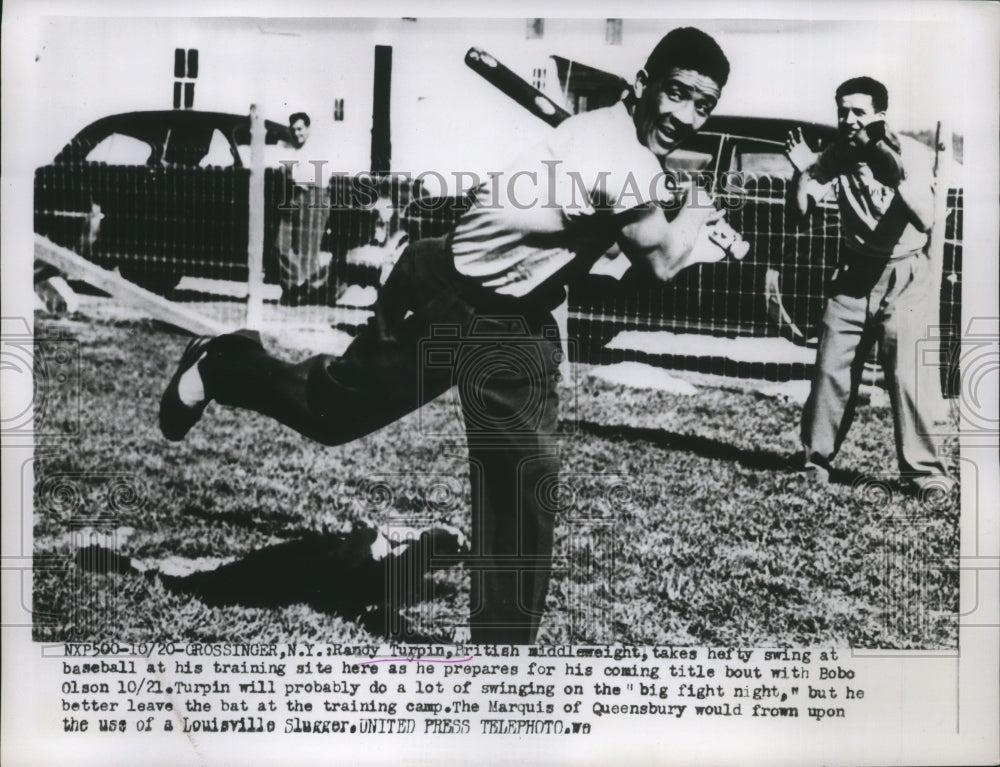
[23, 14, 976, 175]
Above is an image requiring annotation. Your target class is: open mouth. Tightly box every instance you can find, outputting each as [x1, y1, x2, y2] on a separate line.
[657, 125, 680, 147]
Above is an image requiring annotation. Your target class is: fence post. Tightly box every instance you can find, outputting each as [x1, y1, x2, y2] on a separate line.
[245, 104, 266, 330]
[552, 297, 570, 381]
[929, 121, 953, 268]
[932, 120, 953, 218]
[928, 121, 954, 400]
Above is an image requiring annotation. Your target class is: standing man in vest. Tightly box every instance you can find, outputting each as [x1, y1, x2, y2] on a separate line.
[160, 27, 734, 643]
[785, 76, 952, 493]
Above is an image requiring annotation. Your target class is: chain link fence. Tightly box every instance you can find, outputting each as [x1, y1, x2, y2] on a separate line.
[33, 115, 963, 395]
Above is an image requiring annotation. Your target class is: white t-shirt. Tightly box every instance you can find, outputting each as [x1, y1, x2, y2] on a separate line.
[271, 138, 335, 190]
[451, 102, 671, 297]
[811, 134, 934, 258]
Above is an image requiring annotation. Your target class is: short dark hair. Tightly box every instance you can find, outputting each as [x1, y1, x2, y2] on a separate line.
[835, 77, 888, 113]
[289, 112, 311, 127]
[644, 27, 730, 88]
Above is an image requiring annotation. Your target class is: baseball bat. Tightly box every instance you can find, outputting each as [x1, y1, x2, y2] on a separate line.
[464, 47, 571, 127]
[464, 46, 749, 262]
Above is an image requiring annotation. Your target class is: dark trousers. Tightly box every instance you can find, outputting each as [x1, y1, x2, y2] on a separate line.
[200, 237, 562, 644]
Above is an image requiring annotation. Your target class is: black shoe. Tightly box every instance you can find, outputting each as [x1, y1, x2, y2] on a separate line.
[789, 451, 830, 484]
[159, 336, 213, 441]
[159, 330, 264, 441]
[280, 271, 333, 307]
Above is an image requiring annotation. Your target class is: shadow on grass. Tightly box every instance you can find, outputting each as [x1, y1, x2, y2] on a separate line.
[569, 419, 873, 489]
[75, 526, 467, 643]
[569, 420, 793, 471]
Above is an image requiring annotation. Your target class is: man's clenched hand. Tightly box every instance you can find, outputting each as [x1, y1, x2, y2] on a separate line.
[856, 119, 905, 187]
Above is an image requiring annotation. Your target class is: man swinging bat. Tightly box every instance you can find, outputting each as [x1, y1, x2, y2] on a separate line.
[159, 27, 735, 644]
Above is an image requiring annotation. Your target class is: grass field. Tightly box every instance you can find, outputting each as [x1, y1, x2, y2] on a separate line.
[32, 313, 960, 648]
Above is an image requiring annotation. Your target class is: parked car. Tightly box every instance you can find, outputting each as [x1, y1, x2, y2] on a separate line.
[34, 110, 293, 292]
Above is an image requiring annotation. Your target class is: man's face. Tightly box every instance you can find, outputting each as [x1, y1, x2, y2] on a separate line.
[837, 93, 883, 144]
[633, 67, 721, 160]
[291, 119, 310, 148]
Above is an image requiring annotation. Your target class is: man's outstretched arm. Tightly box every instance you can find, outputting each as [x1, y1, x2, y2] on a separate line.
[615, 182, 727, 282]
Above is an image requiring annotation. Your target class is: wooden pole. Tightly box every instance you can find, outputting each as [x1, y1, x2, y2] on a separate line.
[245, 104, 266, 330]
[34, 235, 228, 336]
[929, 121, 953, 269]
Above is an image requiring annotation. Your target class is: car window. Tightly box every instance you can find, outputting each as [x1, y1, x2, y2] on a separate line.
[164, 125, 217, 167]
[738, 151, 794, 177]
[232, 124, 293, 168]
[732, 139, 795, 179]
[232, 124, 291, 147]
[84, 133, 155, 165]
[199, 129, 236, 168]
[663, 148, 714, 172]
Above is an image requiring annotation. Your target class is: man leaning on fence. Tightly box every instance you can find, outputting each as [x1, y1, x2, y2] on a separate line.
[785, 76, 953, 494]
[159, 27, 735, 644]
[277, 111, 331, 305]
